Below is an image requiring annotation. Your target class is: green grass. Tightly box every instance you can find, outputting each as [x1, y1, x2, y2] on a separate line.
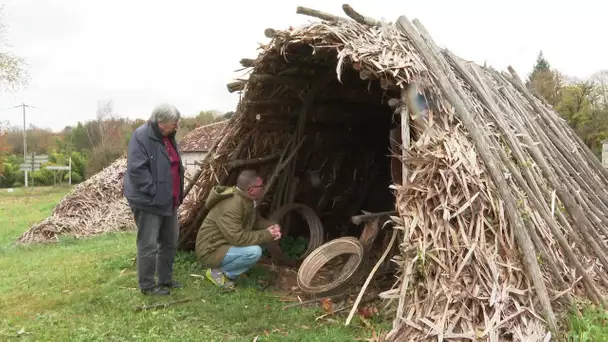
[3, 186, 606, 341]
[0, 186, 388, 341]
[0, 186, 69, 246]
[565, 306, 608, 341]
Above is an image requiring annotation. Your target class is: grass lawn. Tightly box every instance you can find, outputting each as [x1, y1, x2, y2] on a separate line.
[1, 186, 607, 341]
[0, 186, 389, 341]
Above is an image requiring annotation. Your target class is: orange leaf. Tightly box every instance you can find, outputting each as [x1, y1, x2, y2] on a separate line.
[358, 305, 378, 318]
[320, 297, 333, 313]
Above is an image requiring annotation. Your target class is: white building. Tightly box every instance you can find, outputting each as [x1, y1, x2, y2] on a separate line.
[179, 121, 227, 174]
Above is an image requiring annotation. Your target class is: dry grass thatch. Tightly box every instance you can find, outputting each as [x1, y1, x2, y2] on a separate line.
[179, 5, 608, 342]
[16, 158, 135, 244]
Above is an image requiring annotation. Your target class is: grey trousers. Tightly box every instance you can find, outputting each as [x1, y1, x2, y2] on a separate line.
[133, 208, 178, 289]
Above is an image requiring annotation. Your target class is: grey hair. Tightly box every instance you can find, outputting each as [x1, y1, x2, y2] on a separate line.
[149, 103, 181, 123]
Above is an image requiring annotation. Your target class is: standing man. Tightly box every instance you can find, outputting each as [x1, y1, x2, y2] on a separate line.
[195, 169, 281, 290]
[124, 103, 185, 296]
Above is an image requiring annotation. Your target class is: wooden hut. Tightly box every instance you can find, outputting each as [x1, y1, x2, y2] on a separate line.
[178, 5, 608, 341]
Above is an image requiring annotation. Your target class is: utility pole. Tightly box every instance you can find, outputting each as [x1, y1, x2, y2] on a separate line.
[13, 102, 35, 187]
[22, 103, 28, 187]
[68, 156, 72, 186]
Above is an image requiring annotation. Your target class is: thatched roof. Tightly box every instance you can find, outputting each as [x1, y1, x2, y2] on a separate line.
[179, 5, 608, 341]
[179, 121, 227, 153]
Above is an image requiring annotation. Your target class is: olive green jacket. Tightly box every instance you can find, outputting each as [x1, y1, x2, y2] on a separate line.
[195, 185, 275, 268]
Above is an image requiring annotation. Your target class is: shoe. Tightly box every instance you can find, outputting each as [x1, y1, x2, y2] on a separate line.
[141, 286, 170, 296]
[205, 269, 235, 290]
[159, 281, 183, 289]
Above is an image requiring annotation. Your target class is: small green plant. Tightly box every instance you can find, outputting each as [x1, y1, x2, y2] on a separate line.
[278, 235, 309, 260]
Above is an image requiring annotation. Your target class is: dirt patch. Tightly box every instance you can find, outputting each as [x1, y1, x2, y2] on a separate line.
[258, 257, 302, 296]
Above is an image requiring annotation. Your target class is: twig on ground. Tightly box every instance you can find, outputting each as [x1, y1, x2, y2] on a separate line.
[134, 297, 202, 312]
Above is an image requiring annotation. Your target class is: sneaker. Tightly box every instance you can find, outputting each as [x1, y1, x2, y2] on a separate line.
[141, 286, 170, 296]
[159, 281, 183, 289]
[205, 269, 235, 290]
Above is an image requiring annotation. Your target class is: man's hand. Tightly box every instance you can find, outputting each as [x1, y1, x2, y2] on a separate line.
[267, 224, 282, 240]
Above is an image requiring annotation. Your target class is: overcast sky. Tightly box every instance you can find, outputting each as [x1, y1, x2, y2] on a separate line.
[0, 0, 605, 131]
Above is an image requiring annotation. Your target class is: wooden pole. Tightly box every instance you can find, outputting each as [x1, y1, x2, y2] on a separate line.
[395, 15, 558, 335]
[296, 6, 348, 22]
[400, 89, 410, 186]
[341, 4, 381, 26]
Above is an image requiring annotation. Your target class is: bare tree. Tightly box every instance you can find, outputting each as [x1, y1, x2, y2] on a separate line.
[84, 99, 116, 148]
[0, 6, 28, 93]
[96, 99, 114, 120]
[96, 99, 114, 146]
[591, 70, 608, 108]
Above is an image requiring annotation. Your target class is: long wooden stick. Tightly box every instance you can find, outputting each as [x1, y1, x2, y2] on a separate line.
[261, 136, 306, 203]
[296, 6, 348, 22]
[341, 4, 381, 27]
[351, 211, 396, 225]
[503, 68, 608, 270]
[507, 66, 608, 185]
[282, 293, 348, 310]
[344, 229, 397, 326]
[226, 153, 281, 170]
[399, 88, 410, 187]
[396, 15, 558, 335]
[445, 53, 602, 304]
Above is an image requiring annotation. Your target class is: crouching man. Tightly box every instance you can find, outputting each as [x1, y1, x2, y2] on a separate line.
[195, 169, 281, 290]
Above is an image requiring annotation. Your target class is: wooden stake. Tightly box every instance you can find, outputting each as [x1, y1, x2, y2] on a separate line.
[345, 229, 397, 326]
[400, 88, 410, 187]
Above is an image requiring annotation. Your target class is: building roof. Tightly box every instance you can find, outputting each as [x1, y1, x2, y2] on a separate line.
[179, 120, 227, 153]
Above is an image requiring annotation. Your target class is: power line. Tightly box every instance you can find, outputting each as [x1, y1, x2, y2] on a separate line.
[0, 105, 22, 111]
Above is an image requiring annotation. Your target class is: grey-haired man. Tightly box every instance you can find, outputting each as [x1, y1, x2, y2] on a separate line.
[124, 103, 185, 295]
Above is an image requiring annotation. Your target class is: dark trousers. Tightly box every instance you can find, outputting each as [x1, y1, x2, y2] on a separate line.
[133, 208, 179, 289]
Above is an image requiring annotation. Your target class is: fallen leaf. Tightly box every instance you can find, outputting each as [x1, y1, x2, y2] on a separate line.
[358, 305, 378, 318]
[320, 297, 333, 313]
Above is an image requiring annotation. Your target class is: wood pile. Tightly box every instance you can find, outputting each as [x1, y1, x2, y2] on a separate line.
[179, 4, 608, 341]
[16, 158, 134, 244]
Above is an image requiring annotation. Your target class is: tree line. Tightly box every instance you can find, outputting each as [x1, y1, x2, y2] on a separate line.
[0, 104, 232, 188]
